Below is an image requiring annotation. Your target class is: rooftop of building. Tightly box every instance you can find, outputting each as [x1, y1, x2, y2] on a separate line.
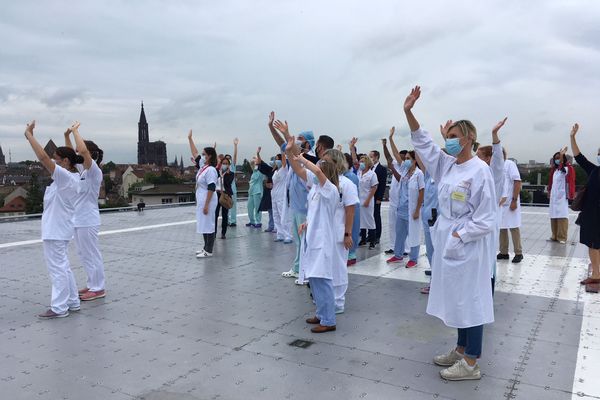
[0, 203, 598, 400]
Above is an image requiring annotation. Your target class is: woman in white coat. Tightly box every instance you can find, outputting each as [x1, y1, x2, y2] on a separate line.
[287, 138, 340, 333]
[64, 124, 107, 301]
[404, 86, 496, 381]
[271, 154, 293, 243]
[548, 147, 570, 244]
[188, 130, 219, 258]
[351, 141, 378, 250]
[24, 121, 82, 319]
[386, 150, 424, 268]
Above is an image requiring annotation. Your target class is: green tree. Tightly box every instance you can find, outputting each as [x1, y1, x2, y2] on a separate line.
[145, 170, 182, 184]
[525, 168, 550, 186]
[104, 176, 114, 193]
[102, 161, 116, 173]
[25, 172, 44, 214]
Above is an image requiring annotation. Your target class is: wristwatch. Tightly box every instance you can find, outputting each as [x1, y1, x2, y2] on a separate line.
[344, 232, 350, 237]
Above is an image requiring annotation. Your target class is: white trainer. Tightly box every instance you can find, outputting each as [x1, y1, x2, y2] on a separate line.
[433, 348, 464, 366]
[196, 250, 213, 258]
[281, 269, 298, 278]
[294, 279, 307, 285]
[440, 358, 481, 381]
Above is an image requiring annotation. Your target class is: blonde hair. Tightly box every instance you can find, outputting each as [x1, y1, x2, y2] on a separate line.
[324, 149, 347, 175]
[319, 160, 339, 188]
[360, 155, 373, 169]
[450, 120, 479, 152]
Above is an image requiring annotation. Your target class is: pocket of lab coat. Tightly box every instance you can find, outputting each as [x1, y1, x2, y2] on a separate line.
[336, 224, 345, 243]
[443, 236, 466, 261]
[308, 229, 324, 249]
[450, 188, 470, 217]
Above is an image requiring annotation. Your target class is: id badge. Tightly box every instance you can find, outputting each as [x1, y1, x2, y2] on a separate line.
[451, 191, 466, 202]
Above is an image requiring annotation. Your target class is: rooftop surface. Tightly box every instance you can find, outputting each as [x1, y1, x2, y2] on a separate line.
[1, 203, 599, 400]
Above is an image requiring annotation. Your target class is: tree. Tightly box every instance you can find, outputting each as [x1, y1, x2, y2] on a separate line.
[242, 158, 252, 175]
[25, 172, 44, 214]
[102, 161, 116, 173]
[104, 176, 114, 193]
[145, 170, 182, 184]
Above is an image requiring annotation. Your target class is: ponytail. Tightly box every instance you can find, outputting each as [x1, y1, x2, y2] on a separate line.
[84, 140, 104, 165]
[55, 146, 83, 167]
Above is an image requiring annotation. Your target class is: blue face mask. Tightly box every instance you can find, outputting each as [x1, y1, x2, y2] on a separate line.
[403, 159, 413, 169]
[221, 165, 229, 172]
[359, 162, 366, 171]
[445, 138, 463, 156]
[275, 160, 282, 168]
[554, 159, 560, 166]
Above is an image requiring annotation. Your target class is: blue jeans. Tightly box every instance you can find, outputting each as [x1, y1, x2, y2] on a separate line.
[292, 212, 307, 273]
[421, 219, 434, 266]
[349, 204, 360, 259]
[394, 216, 419, 261]
[247, 193, 262, 225]
[457, 325, 483, 359]
[268, 209, 274, 230]
[309, 277, 336, 326]
[228, 192, 237, 224]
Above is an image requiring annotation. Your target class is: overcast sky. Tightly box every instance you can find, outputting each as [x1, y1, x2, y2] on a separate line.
[1, 0, 599, 166]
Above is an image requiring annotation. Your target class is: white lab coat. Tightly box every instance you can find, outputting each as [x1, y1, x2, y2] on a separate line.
[489, 143, 505, 278]
[405, 168, 425, 248]
[272, 167, 292, 241]
[298, 172, 338, 282]
[42, 166, 80, 240]
[358, 169, 378, 229]
[549, 168, 569, 219]
[500, 160, 522, 228]
[73, 163, 102, 228]
[196, 166, 218, 234]
[388, 161, 402, 244]
[412, 128, 496, 328]
[332, 175, 360, 285]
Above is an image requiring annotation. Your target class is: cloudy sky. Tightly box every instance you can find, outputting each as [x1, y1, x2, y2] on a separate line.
[1, 0, 599, 166]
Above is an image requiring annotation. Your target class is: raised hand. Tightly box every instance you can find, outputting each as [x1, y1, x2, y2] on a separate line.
[268, 111, 275, 126]
[274, 120, 289, 136]
[24, 120, 36, 137]
[233, 137, 239, 146]
[389, 126, 395, 139]
[336, 144, 343, 151]
[257, 146, 262, 155]
[213, 141, 217, 149]
[492, 117, 507, 135]
[559, 146, 568, 158]
[403, 85, 421, 112]
[349, 137, 358, 148]
[381, 138, 387, 146]
[570, 123, 579, 137]
[188, 129, 193, 139]
[440, 120, 453, 140]
[285, 135, 295, 152]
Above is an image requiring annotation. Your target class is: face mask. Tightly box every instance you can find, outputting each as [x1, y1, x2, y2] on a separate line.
[597, 155, 600, 164]
[221, 165, 229, 172]
[275, 160, 282, 168]
[195, 156, 205, 168]
[554, 159, 560, 166]
[403, 159, 413, 169]
[445, 138, 463, 156]
[359, 162, 366, 171]
[269, 160, 275, 167]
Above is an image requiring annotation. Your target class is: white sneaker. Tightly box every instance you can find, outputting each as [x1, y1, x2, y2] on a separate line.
[294, 279, 308, 285]
[440, 358, 481, 381]
[196, 250, 213, 258]
[433, 348, 464, 366]
[281, 269, 298, 278]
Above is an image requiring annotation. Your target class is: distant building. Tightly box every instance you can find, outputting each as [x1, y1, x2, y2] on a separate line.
[44, 140, 57, 158]
[130, 183, 195, 206]
[137, 102, 167, 166]
[0, 145, 6, 165]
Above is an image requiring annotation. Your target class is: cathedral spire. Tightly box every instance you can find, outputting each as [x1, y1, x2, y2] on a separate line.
[138, 101, 149, 144]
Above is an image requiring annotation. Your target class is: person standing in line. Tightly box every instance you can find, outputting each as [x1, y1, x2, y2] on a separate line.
[415, 152, 438, 294]
[350, 138, 378, 249]
[569, 123, 600, 286]
[246, 153, 266, 228]
[344, 153, 361, 266]
[286, 139, 340, 333]
[382, 127, 407, 254]
[323, 149, 358, 314]
[370, 149, 388, 246]
[547, 147, 570, 244]
[386, 151, 424, 268]
[64, 124, 106, 301]
[188, 130, 219, 258]
[215, 156, 234, 239]
[24, 120, 81, 318]
[256, 147, 275, 233]
[227, 138, 239, 227]
[497, 155, 524, 263]
[271, 153, 293, 243]
[404, 86, 496, 381]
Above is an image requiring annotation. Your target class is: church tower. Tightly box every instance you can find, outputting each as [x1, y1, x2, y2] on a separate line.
[137, 102, 149, 164]
[0, 144, 6, 166]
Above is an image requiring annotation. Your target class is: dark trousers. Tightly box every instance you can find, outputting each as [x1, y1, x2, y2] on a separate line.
[215, 192, 229, 237]
[360, 228, 376, 245]
[374, 202, 382, 241]
[203, 233, 215, 253]
[457, 325, 484, 358]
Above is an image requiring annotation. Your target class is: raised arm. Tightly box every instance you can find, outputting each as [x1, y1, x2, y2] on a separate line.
[256, 146, 262, 164]
[188, 130, 199, 159]
[71, 121, 93, 170]
[298, 152, 328, 186]
[268, 112, 285, 147]
[383, 138, 401, 181]
[569, 123, 581, 157]
[64, 127, 74, 149]
[24, 121, 55, 173]
[274, 119, 300, 156]
[233, 137, 239, 166]
[349, 137, 358, 165]
[404, 86, 421, 132]
[388, 126, 404, 163]
[285, 136, 307, 181]
[491, 118, 507, 200]
[570, 123, 596, 174]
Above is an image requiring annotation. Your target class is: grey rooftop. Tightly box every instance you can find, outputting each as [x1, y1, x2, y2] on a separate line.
[1, 203, 599, 400]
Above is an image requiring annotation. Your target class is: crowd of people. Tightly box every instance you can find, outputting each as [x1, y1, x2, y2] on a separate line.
[22, 85, 600, 382]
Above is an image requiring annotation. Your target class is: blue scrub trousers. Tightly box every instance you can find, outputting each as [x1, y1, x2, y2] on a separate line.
[309, 277, 336, 326]
[292, 212, 307, 273]
[247, 193, 262, 225]
[228, 191, 237, 224]
[394, 216, 419, 261]
[348, 204, 360, 260]
[421, 219, 434, 266]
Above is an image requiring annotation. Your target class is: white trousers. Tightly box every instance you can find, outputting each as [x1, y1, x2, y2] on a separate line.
[43, 240, 80, 314]
[273, 199, 292, 241]
[334, 284, 348, 311]
[388, 205, 397, 247]
[74, 226, 106, 292]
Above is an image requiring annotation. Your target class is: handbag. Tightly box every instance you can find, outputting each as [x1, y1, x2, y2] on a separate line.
[218, 175, 233, 209]
[570, 187, 586, 212]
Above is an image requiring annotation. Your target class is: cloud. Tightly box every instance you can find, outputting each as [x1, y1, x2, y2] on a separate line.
[40, 88, 87, 108]
[533, 120, 556, 132]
